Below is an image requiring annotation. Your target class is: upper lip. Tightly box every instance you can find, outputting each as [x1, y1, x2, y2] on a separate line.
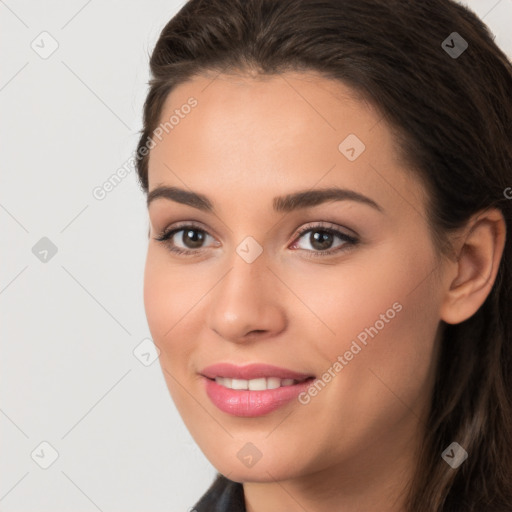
[200, 363, 314, 381]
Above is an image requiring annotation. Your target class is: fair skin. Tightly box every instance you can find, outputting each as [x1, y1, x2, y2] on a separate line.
[143, 71, 506, 512]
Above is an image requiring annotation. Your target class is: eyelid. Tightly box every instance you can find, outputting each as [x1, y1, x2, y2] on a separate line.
[291, 221, 357, 240]
[156, 220, 356, 240]
[154, 220, 359, 257]
[155, 220, 213, 240]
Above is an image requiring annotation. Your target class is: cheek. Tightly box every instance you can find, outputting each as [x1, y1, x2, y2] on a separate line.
[143, 248, 199, 359]
[143, 246, 223, 398]
[143, 249, 172, 341]
[143, 250, 216, 443]
[297, 239, 441, 440]
[143, 245, 203, 329]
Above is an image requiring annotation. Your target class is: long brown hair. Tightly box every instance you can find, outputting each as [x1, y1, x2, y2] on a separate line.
[135, 1, 512, 510]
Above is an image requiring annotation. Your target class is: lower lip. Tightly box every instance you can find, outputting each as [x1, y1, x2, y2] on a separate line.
[203, 377, 314, 417]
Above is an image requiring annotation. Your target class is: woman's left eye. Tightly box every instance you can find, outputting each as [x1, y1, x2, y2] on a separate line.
[154, 222, 358, 258]
[290, 224, 358, 257]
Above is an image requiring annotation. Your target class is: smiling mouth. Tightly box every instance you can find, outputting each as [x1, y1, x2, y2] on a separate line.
[207, 376, 315, 390]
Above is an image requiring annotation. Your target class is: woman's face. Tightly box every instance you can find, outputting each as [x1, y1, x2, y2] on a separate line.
[144, 71, 446, 484]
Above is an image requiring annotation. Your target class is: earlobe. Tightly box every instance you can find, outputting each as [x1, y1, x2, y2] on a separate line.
[440, 208, 506, 325]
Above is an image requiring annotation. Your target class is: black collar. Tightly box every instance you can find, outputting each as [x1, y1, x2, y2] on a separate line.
[193, 474, 246, 512]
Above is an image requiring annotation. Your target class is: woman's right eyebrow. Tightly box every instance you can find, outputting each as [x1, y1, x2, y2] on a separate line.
[146, 185, 384, 214]
[147, 185, 213, 211]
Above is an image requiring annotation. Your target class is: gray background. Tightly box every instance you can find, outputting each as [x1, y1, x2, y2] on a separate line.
[1, 1, 511, 511]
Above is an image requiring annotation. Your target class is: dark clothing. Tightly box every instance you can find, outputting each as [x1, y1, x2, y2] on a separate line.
[191, 474, 512, 511]
[193, 474, 246, 512]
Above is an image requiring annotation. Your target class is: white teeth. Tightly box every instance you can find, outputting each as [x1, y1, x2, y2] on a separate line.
[266, 377, 281, 389]
[218, 377, 232, 388]
[231, 378, 248, 390]
[248, 378, 267, 391]
[214, 376, 301, 390]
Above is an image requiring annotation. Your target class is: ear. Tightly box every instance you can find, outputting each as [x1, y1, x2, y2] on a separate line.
[440, 208, 506, 325]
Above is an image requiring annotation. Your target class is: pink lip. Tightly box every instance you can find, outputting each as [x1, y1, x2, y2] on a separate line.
[203, 378, 314, 417]
[200, 363, 315, 417]
[200, 362, 313, 381]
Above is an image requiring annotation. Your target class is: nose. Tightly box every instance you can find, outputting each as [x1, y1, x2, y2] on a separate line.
[206, 248, 287, 343]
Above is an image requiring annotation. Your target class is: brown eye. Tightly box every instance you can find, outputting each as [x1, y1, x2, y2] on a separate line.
[179, 228, 206, 249]
[154, 223, 217, 256]
[291, 224, 358, 257]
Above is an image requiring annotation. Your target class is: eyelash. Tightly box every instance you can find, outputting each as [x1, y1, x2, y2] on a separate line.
[154, 221, 359, 259]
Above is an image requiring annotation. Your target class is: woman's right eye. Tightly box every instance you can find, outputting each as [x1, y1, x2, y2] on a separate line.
[154, 224, 217, 256]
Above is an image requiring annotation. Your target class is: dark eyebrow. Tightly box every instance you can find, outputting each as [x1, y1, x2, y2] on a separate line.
[147, 186, 213, 211]
[147, 185, 383, 213]
[273, 187, 383, 213]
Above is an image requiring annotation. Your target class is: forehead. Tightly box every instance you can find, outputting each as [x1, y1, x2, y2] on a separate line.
[147, 71, 425, 216]
[154, 71, 377, 150]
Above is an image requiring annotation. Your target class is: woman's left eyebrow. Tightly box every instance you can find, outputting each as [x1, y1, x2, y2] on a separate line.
[273, 187, 383, 213]
[147, 185, 384, 213]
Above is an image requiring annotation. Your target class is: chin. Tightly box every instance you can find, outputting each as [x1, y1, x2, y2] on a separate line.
[203, 445, 309, 483]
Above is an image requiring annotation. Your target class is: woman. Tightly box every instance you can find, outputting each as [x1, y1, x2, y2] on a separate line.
[135, 0, 512, 510]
